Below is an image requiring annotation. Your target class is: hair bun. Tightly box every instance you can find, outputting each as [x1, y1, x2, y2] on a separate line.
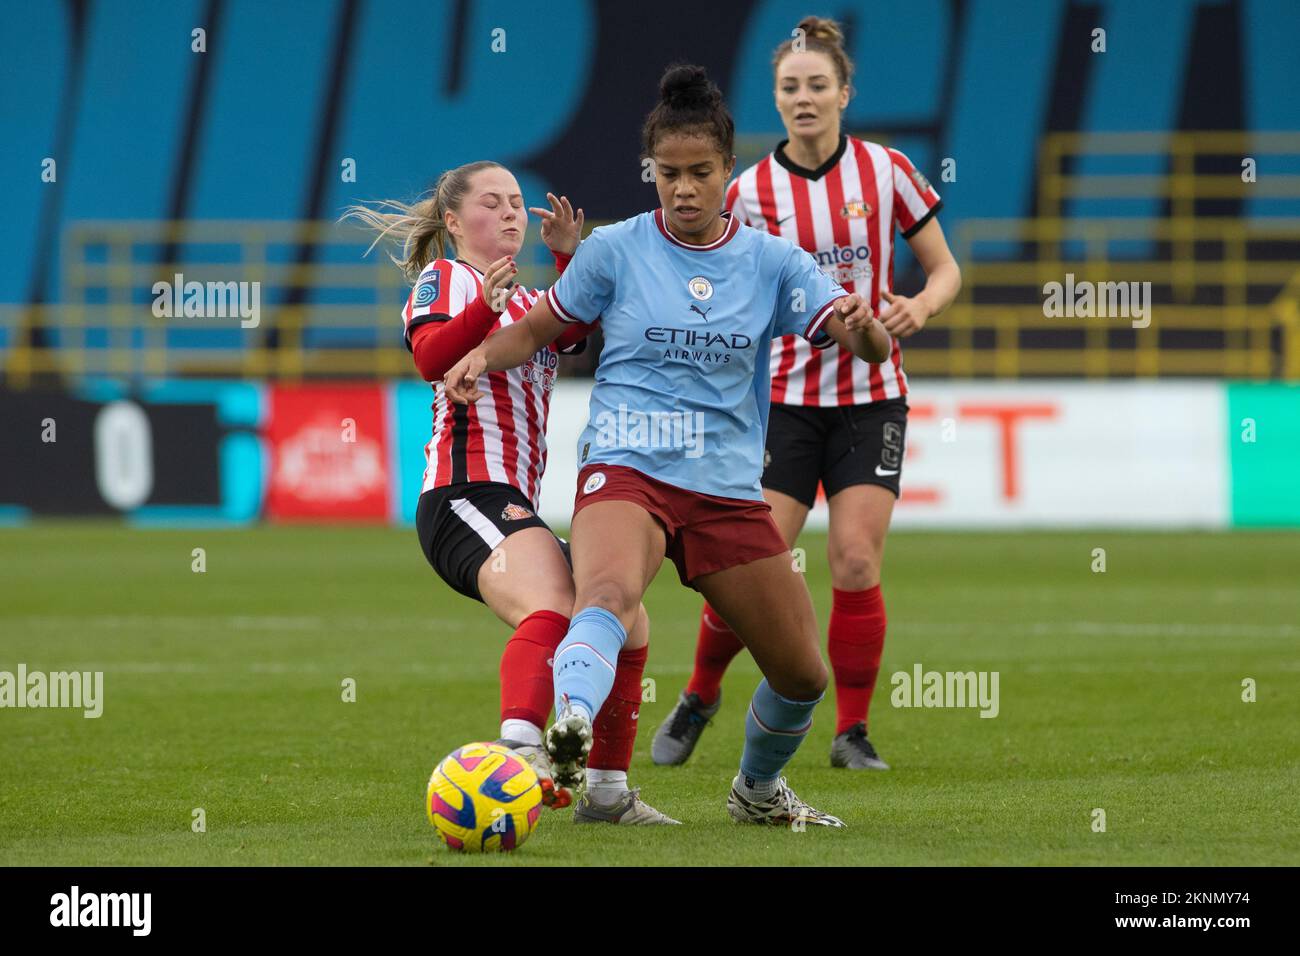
[660, 63, 717, 109]
[796, 15, 845, 47]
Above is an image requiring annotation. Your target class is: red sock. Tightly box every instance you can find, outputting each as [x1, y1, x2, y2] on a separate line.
[828, 586, 887, 735]
[588, 645, 647, 771]
[499, 610, 568, 728]
[684, 603, 744, 706]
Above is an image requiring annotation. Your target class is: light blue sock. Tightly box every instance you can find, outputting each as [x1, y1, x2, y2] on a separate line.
[739, 679, 821, 787]
[552, 606, 627, 722]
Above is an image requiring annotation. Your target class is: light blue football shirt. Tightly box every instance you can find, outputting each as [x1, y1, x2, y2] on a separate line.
[544, 209, 847, 501]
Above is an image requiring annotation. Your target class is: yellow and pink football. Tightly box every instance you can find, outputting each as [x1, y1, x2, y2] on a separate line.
[426, 742, 544, 852]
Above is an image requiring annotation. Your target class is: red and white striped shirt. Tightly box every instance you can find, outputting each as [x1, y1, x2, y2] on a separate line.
[402, 258, 558, 507]
[726, 135, 941, 406]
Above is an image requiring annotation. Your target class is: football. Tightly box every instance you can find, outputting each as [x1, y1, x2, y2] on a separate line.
[426, 742, 544, 852]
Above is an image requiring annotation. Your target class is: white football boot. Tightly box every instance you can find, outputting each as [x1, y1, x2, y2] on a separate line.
[574, 787, 681, 825]
[726, 775, 846, 828]
[544, 694, 593, 789]
[496, 738, 572, 809]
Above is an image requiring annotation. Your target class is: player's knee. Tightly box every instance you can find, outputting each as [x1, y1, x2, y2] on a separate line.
[575, 581, 641, 632]
[493, 584, 574, 629]
[532, 591, 577, 621]
[828, 546, 880, 590]
[772, 660, 828, 702]
[804, 663, 830, 701]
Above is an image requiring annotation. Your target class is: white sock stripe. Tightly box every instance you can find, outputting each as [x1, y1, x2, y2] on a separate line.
[555, 642, 617, 675]
[748, 701, 813, 737]
[449, 497, 505, 549]
[701, 609, 731, 632]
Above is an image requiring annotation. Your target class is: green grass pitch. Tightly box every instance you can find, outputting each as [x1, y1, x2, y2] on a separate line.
[1, 523, 1296, 866]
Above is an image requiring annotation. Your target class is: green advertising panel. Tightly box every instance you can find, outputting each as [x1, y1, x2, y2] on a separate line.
[1228, 383, 1300, 526]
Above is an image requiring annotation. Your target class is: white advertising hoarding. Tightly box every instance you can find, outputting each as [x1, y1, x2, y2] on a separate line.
[537, 381, 1229, 529]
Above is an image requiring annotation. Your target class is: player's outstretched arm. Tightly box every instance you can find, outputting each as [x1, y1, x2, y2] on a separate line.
[410, 255, 518, 382]
[823, 294, 892, 364]
[443, 297, 567, 403]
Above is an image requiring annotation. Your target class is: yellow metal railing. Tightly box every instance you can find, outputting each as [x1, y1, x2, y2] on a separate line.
[935, 216, 1300, 380]
[2, 131, 1298, 385]
[1039, 131, 1300, 215]
[917, 131, 1300, 380]
[1035, 131, 1300, 311]
[2, 219, 560, 387]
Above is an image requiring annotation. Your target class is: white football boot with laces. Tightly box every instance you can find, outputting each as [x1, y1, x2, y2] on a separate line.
[726, 775, 846, 828]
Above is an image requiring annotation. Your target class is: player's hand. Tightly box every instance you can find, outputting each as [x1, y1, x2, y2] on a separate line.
[879, 289, 929, 338]
[834, 293, 875, 332]
[443, 350, 487, 404]
[529, 192, 584, 256]
[480, 255, 517, 313]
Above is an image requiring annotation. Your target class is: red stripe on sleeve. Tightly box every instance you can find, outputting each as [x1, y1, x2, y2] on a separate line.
[409, 260, 457, 319]
[887, 148, 940, 234]
[804, 298, 840, 341]
[546, 286, 580, 323]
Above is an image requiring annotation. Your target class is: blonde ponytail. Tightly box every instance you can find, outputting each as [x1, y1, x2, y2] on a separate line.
[341, 160, 503, 282]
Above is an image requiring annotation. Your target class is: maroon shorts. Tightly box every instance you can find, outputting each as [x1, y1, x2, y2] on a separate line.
[572, 463, 789, 588]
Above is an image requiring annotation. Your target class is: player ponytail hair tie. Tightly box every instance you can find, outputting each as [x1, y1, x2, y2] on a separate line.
[772, 16, 856, 98]
[659, 63, 719, 110]
[795, 15, 846, 48]
[641, 63, 735, 160]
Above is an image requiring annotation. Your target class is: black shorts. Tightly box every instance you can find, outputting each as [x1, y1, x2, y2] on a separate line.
[415, 481, 571, 603]
[762, 399, 909, 508]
